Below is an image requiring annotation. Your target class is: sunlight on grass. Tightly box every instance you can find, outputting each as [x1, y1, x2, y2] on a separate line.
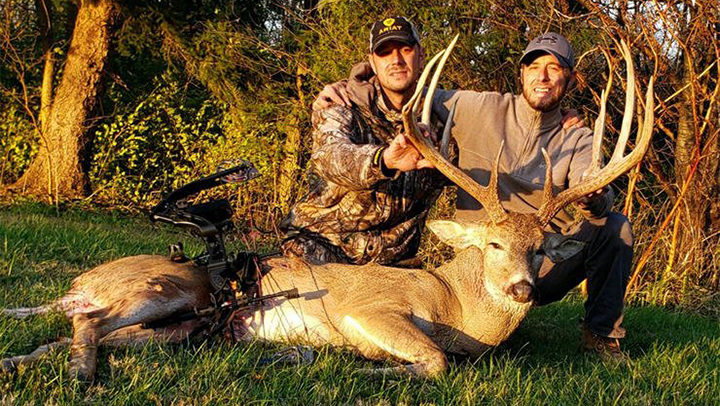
[1, 203, 718, 404]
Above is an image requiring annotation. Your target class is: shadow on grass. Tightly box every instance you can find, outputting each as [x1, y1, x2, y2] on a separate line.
[493, 296, 719, 367]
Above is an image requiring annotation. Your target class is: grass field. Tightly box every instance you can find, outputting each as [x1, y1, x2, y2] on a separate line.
[1, 203, 718, 405]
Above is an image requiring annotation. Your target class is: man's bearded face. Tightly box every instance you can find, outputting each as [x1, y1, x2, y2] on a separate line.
[369, 40, 423, 94]
[521, 53, 574, 112]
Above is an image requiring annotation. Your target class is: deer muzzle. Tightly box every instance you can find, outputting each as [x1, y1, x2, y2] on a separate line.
[507, 280, 536, 304]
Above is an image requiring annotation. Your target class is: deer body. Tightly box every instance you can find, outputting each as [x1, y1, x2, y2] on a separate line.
[249, 246, 531, 355]
[1, 235, 536, 380]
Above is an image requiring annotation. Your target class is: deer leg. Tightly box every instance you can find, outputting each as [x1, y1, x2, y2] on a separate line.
[67, 293, 204, 381]
[100, 322, 199, 347]
[2, 323, 199, 376]
[341, 314, 448, 378]
[1, 338, 72, 373]
[1, 305, 53, 319]
[68, 310, 105, 382]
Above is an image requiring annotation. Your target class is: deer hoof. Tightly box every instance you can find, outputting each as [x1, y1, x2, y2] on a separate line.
[69, 364, 95, 383]
[68, 357, 96, 383]
[1, 358, 17, 373]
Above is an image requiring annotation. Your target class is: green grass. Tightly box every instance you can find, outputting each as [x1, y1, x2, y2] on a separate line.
[1, 203, 718, 405]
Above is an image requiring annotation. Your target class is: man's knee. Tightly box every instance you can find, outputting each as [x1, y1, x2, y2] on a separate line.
[598, 212, 633, 248]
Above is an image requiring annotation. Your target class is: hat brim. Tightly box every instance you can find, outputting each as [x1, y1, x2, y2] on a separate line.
[371, 34, 417, 53]
[519, 49, 573, 69]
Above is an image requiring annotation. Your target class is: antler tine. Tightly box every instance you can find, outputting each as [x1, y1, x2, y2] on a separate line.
[422, 34, 459, 124]
[540, 148, 553, 205]
[402, 36, 508, 223]
[536, 42, 655, 226]
[407, 49, 446, 119]
[590, 48, 615, 174]
[611, 39, 636, 163]
[487, 141, 504, 207]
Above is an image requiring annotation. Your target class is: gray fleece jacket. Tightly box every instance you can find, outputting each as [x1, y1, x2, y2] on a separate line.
[431, 89, 613, 233]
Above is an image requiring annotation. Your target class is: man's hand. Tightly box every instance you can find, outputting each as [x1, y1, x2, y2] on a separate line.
[560, 108, 585, 130]
[312, 82, 351, 111]
[383, 133, 435, 172]
[576, 186, 609, 208]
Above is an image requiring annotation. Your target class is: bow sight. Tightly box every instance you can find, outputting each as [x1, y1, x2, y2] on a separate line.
[150, 159, 261, 293]
[145, 159, 299, 336]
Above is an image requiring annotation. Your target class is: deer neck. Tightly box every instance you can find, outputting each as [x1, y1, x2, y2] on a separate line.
[435, 246, 486, 301]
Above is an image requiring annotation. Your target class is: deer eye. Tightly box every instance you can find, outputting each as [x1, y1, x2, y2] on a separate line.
[488, 242, 502, 250]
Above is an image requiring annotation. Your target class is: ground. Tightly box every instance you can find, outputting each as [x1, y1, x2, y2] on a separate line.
[0, 203, 718, 405]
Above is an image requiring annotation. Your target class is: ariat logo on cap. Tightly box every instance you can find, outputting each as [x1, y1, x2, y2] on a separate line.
[369, 16, 419, 52]
[379, 25, 402, 34]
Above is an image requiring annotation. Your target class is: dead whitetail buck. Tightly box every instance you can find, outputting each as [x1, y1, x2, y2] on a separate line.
[1, 37, 653, 381]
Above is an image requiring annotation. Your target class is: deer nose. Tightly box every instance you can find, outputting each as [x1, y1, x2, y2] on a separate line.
[508, 281, 535, 303]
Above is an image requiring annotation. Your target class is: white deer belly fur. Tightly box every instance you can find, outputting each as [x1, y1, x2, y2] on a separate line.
[231, 299, 334, 344]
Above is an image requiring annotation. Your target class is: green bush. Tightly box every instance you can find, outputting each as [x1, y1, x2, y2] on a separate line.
[0, 106, 36, 184]
[89, 70, 227, 206]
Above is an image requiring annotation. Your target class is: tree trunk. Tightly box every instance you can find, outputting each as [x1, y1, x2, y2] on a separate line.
[35, 0, 54, 131]
[276, 66, 308, 212]
[13, 0, 118, 199]
[673, 39, 719, 284]
[675, 56, 695, 187]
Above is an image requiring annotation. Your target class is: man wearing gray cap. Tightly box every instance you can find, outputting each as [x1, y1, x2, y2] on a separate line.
[314, 32, 632, 361]
[434, 32, 632, 362]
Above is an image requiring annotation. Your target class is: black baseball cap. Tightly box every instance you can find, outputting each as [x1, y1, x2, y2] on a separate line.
[369, 16, 421, 53]
[520, 32, 575, 69]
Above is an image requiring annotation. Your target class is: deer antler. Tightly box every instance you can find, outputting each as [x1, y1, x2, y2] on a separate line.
[402, 35, 508, 224]
[536, 39, 655, 226]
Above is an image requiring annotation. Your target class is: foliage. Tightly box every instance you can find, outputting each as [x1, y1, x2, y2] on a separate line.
[0, 0, 44, 184]
[0, 0, 717, 306]
[89, 70, 227, 206]
[0, 106, 35, 184]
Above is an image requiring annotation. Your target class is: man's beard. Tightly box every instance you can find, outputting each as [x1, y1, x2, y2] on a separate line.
[523, 81, 569, 112]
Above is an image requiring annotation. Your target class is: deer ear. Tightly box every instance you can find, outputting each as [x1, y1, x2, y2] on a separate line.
[427, 220, 486, 249]
[543, 232, 585, 263]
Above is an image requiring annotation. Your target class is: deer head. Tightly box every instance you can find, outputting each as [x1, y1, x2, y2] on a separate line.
[402, 36, 654, 304]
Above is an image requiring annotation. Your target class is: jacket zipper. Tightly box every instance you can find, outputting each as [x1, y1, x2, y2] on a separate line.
[515, 112, 541, 173]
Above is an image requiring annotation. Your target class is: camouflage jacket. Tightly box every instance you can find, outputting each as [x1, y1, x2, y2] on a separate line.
[280, 63, 446, 265]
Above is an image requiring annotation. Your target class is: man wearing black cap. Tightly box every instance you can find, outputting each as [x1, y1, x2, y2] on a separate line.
[314, 32, 632, 361]
[280, 17, 447, 265]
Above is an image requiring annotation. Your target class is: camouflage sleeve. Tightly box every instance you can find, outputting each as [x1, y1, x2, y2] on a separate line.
[568, 127, 614, 219]
[310, 106, 390, 190]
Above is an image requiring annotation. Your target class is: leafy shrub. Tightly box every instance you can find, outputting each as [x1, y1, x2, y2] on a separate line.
[0, 106, 36, 184]
[90, 70, 227, 206]
[88, 67, 294, 231]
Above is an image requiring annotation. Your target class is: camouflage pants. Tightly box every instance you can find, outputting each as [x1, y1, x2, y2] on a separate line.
[282, 232, 426, 268]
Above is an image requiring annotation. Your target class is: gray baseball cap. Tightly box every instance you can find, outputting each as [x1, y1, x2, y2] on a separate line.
[520, 32, 575, 69]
